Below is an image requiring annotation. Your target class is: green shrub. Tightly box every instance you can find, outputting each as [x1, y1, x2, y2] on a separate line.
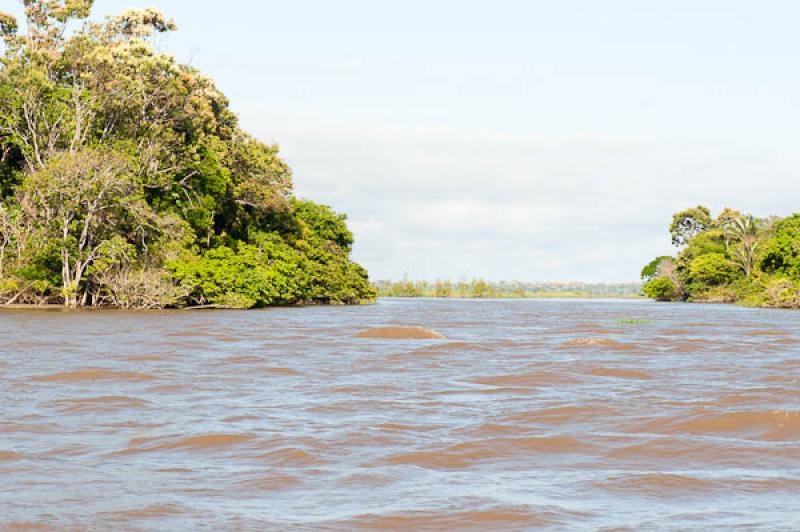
[688, 252, 737, 286]
[0, 278, 19, 296]
[760, 214, 800, 279]
[762, 277, 800, 308]
[643, 277, 679, 301]
[688, 284, 737, 303]
[169, 243, 302, 308]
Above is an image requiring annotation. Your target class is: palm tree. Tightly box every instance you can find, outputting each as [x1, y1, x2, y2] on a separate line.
[714, 207, 742, 252]
[726, 215, 761, 278]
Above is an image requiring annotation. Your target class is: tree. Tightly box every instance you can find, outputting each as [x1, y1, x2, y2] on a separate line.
[640, 255, 672, 282]
[0, 0, 373, 308]
[434, 279, 453, 298]
[18, 149, 179, 306]
[713, 207, 743, 250]
[760, 214, 800, 279]
[669, 205, 712, 247]
[725, 214, 762, 278]
[0, 202, 15, 278]
[674, 228, 728, 289]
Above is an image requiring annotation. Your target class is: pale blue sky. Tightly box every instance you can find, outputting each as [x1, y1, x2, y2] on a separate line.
[7, 1, 800, 281]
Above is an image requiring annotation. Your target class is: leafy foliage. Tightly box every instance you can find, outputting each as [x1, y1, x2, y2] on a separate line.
[643, 206, 800, 308]
[640, 256, 672, 282]
[687, 253, 737, 287]
[669, 205, 712, 247]
[0, 1, 374, 307]
[642, 277, 679, 302]
[759, 214, 800, 280]
[169, 243, 301, 309]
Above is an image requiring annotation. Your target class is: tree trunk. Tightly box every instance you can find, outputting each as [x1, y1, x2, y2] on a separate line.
[62, 254, 73, 307]
[64, 291, 78, 308]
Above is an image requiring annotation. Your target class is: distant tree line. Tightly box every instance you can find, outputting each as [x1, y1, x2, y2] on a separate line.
[641, 206, 800, 307]
[0, 1, 375, 308]
[375, 279, 642, 299]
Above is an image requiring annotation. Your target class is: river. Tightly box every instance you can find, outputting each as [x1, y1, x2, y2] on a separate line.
[1, 298, 799, 529]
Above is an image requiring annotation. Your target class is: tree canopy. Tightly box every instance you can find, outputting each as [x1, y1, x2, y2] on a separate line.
[642, 206, 800, 308]
[669, 205, 712, 247]
[0, 1, 375, 307]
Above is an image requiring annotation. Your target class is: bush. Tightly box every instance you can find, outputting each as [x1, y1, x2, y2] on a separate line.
[169, 243, 303, 308]
[688, 284, 737, 303]
[0, 278, 18, 296]
[762, 277, 800, 308]
[760, 214, 800, 279]
[688, 252, 737, 286]
[643, 277, 679, 301]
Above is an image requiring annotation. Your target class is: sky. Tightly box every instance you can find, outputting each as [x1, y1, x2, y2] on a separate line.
[7, 1, 800, 282]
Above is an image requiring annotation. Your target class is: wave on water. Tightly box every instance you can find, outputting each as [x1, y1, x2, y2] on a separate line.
[337, 507, 559, 530]
[560, 337, 638, 350]
[588, 367, 654, 380]
[100, 503, 188, 522]
[235, 473, 300, 492]
[657, 410, 800, 441]
[596, 473, 720, 496]
[473, 371, 581, 387]
[257, 447, 328, 467]
[118, 433, 257, 454]
[31, 369, 155, 383]
[355, 327, 445, 339]
[0, 451, 22, 461]
[48, 396, 151, 413]
[381, 435, 589, 470]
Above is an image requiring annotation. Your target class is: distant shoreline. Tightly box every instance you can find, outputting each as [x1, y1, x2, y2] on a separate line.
[379, 293, 645, 300]
[374, 280, 642, 300]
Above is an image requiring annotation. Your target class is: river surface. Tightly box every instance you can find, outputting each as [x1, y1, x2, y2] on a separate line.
[1, 298, 799, 530]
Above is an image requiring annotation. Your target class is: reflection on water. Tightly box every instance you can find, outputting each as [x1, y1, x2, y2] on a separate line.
[2, 299, 800, 529]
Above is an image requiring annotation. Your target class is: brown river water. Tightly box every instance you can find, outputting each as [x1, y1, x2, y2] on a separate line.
[2, 298, 800, 530]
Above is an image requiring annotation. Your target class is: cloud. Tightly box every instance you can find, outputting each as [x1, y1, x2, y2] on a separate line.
[242, 118, 796, 282]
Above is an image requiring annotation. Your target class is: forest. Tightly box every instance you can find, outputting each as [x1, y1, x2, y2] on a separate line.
[642, 206, 800, 308]
[0, 1, 375, 308]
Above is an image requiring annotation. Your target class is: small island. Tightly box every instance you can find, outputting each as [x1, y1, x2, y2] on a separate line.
[641, 206, 800, 308]
[0, 4, 375, 308]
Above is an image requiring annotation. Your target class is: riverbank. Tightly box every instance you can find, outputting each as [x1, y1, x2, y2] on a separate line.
[0, 299, 378, 311]
[0, 304, 64, 310]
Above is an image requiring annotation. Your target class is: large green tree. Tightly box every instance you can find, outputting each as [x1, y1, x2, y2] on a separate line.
[0, 1, 375, 307]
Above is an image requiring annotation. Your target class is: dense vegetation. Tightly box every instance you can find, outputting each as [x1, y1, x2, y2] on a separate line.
[642, 206, 800, 308]
[0, 1, 375, 308]
[376, 279, 642, 299]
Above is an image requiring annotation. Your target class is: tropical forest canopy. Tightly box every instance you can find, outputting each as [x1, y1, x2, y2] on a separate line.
[0, 1, 375, 308]
[642, 206, 800, 308]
